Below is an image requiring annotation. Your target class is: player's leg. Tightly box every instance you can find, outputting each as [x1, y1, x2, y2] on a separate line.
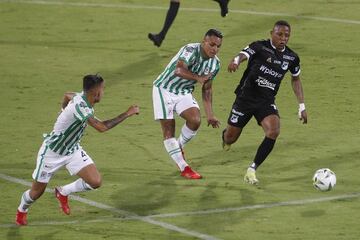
[252, 114, 280, 169]
[16, 181, 47, 225]
[54, 148, 98, 215]
[160, 119, 191, 173]
[152, 86, 190, 175]
[16, 143, 57, 225]
[245, 105, 280, 184]
[148, 0, 180, 47]
[213, 0, 230, 17]
[222, 102, 252, 151]
[178, 107, 201, 149]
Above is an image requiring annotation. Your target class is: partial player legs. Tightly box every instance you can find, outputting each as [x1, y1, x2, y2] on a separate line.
[245, 115, 279, 184]
[222, 125, 242, 151]
[148, 0, 180, 47]
[213, 0, 230, 17]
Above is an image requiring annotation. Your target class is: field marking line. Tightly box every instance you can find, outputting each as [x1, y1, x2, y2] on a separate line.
[148, 192, 360, 219]
[0, 173, 220, 240]
[1, 0, 360, 25]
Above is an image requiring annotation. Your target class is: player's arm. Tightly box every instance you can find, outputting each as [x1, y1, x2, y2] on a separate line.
[291, 75, 307, 124]
[87, 105, 140, 132]
[175, 60, 212, 84]
[202, 80, 220, 128]
[228, 52, 248, 73]
[61, 92, 76, 110]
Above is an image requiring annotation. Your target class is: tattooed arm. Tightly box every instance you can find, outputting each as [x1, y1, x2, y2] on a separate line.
[88, 105, 139, 132]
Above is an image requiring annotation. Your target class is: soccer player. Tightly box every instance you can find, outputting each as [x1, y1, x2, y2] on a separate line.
[148, 0, 230, 47]
[152, 29, 222, 179]
[223, 20, 308, 184]
[15, 74, 139, 225]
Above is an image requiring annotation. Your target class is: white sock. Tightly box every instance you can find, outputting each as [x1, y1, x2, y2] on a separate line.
[18, 190, 34, 213]
[59, 178, 93, 196]
[178, 124, 197, 148]
[164, 138, 188, 171]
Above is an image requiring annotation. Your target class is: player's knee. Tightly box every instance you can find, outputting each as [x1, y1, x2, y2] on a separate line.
[187, 116, 201, 130]
[225, 131, 238, 144]
[88, 177, 102, 189]
[266, 128, 280, 139]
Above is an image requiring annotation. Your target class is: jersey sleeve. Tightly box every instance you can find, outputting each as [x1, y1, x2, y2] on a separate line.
[240, 41, 262, 60]
[289, 55, 301, 76]
[178, 45, 197, 65]
[74, 102, 93, 122]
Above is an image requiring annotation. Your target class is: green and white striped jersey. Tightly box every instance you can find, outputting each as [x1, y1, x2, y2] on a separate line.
[153, 43, 220, 95]
[44, 92, 94, 156]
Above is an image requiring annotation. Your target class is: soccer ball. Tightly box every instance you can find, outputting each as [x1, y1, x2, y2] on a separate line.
[312, 168, 336, 191]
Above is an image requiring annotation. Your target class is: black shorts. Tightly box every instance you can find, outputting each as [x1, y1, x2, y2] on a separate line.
[227, 98, 279, 128]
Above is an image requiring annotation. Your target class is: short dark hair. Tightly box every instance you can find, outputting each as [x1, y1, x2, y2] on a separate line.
[274, 20, 291, 31]
[205, 28, 223, 39]
[83, 74, 104, 92]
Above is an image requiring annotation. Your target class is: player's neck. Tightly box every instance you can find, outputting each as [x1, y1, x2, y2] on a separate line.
[85, 94, 96, 107]
[200, 46, 210, 59]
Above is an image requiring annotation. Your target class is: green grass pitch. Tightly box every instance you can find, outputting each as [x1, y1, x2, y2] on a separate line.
[0, 0, 359, 239]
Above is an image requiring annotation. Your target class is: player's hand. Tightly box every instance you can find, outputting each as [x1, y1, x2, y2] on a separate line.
[299, 109, 307, 124]
[228, 60, 239, 73]
[126, 105, 140, 117]
[197, 74, 212, 84]
[207, 116, 220, 128]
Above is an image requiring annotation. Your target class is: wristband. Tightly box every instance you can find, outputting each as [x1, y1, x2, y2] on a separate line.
[234, 56, 240, 65]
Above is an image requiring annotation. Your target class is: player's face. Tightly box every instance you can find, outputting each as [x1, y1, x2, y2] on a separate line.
[271, 25, 290, 50]
[94, 81, 105, 103]
[202, 35, 222, 58]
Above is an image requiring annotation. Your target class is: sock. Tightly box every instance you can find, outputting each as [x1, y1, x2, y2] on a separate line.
[158, 1, 180, 39]
[164, 138, 188, 171]
[18, 190, 35, 213]
[178, 124, 197, 148]
[251, 137, 276, 170]
[59, 178, 94, 196]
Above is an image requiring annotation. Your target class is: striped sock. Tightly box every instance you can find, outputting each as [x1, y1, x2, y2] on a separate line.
[18, 190, 35, 213]
[178, 124, 197, 148]
[60, 178, 93, 196]
[164, 138, 188, 171]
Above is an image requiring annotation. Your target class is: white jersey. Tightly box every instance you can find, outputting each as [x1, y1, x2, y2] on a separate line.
[44, 92, 94, 156]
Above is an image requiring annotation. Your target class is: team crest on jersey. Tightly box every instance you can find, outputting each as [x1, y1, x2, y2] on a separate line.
[204, 67, 210, 75]
[281, 61, 289, 70]
[230, 114, 239, 123]
[185, 47, 194, 52]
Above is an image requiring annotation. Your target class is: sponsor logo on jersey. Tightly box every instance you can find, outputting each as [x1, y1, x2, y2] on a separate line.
[185, 46, 194, 52]
[274, 60, 282, 64]
[259, 65, 283, 78]
[255, 76, 276, 90]
[231, 109, 244, 116]
[266, 57, 272, 63]
[283, 55, 295, 61]
[281, 61, 289, 70]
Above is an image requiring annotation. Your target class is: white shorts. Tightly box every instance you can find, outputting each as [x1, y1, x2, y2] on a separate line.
[32, 142, 94, 183]
[152, 86, 199, 120]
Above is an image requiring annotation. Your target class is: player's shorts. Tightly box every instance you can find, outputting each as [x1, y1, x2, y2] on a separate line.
[152, 86, 199, 120]
[227, 98, 279, 128]
[32, 142, 94, 183]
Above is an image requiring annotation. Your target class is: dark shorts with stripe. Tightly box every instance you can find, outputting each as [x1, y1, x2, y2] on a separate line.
[227, 97, 279, 128]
